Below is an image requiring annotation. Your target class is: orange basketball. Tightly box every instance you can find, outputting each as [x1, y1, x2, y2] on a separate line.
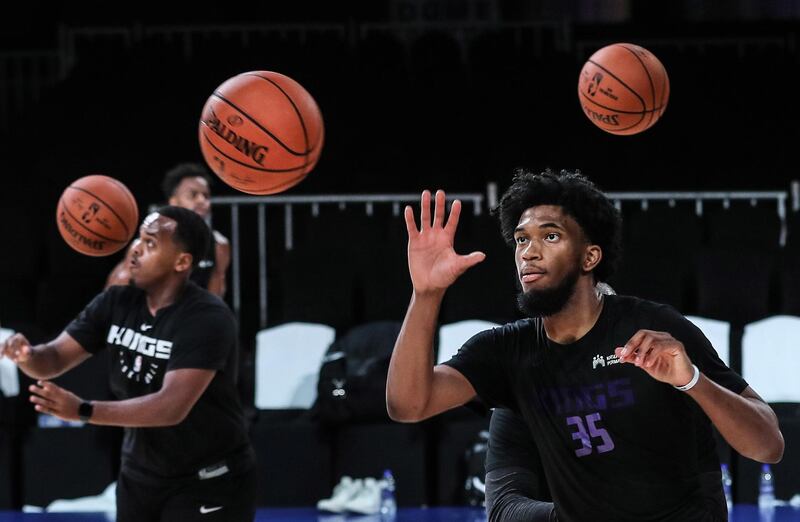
[578, 43, 670, 135]
[198, 71, 324, 195]
[56, 175, 139, 256]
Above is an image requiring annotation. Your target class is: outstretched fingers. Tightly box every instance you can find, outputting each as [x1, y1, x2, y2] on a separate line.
[457, 251, 486, 274]
[420, 190, 432, 230]
[432, 190, 446, 228]
[404, 205, 419, 238]
[444, 199, 462, 235]
[410, 189, 460, 236]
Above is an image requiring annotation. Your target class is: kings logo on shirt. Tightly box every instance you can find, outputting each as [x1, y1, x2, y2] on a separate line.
[106, 324, 173, 383]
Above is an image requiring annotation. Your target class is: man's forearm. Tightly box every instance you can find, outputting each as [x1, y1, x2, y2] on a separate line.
[90, 391, 188, 428]
[386, 290, 443, 421]
[485, 467, 557, 522]
[17, 344, 72, 380]
[688, 376, 783, 463]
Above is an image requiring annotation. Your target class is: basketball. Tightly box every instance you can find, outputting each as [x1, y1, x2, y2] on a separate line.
[198, 71, 325, 195]
[578, 43, 670, 135]
[56, 175, 139, 256]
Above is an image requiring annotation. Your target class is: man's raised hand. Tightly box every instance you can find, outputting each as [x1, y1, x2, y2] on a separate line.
[404, 190, 485, 295]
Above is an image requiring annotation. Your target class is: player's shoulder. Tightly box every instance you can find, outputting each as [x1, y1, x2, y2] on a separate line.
[179, 282, 234, 319]
[499, 317, 538, 334]
[605, 294, 688, 329]
[469, 318, 538, 346]
[103, 283, 144, 305]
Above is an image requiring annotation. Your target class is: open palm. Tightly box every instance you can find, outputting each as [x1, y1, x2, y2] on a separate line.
[405, 190, 486, 294]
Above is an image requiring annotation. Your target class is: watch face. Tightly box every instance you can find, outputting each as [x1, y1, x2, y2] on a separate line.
[79, 401, 93, 420]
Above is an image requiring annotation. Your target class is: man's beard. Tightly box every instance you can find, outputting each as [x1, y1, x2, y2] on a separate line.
[517, 266, 581, 318]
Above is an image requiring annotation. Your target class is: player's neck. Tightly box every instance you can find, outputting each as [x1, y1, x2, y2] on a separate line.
[144, 277, 187, 316]
[542, 278, 604, 345]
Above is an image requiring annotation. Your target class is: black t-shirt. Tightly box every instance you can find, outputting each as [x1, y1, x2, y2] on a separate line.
[444, 294, 746, 522]
[66, 282, 253, 483]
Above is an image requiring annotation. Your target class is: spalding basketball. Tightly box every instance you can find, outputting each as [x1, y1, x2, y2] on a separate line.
[198, 71, 324, 195]
[578, 43, 669, 135]
[56, 175, 139, 256]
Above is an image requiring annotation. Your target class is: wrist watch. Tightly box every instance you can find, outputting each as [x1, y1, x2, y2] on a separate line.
[78, 401, 94, 422]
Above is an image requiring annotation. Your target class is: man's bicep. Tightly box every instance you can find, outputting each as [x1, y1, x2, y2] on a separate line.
[161, 368, 216, 416]
[215, 240, 231, 271]
[423, 365, 477, 418]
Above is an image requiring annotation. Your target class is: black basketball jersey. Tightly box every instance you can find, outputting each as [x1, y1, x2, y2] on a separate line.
[66, 282, 253, 483]
[444, 294, 746, 522]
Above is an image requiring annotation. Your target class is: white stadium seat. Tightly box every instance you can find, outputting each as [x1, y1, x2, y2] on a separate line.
[685, 315, 730, 367]
[255, 322, 335, 409]
[742, 315, 800, 403]
[0, 328, 19, 398]
[437, 320, 499, 366]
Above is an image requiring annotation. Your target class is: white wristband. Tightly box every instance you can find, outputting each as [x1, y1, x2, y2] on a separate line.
[674, 364, 700, 392]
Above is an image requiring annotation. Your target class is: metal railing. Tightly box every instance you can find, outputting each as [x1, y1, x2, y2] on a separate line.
[211, 192, 484, 328]
[212, 186, 798, 329]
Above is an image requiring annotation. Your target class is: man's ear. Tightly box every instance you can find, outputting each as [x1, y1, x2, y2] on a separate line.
[175, 252, 193, 274]
[583, 244, 602, 273]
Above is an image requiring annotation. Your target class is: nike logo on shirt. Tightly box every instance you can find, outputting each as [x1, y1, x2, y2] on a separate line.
[140, 324, 153, 331]
[200, 505, 223, 514]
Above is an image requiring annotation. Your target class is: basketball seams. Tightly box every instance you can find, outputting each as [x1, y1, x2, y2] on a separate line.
[586, 59, 646, 112]
[245, 73, 314, 172]
[233, 172, 307, 195]
[618, 44, 658, 128]
[579, 93, 646, 132]
[59, 195, 127, 244]
[200, 71, 323, 194]
[101, 176, 139, 229]
[66, 185, 132, 240]
[579, 44, 668, 135]
[208, 162, 306, 195]
[579, 91, 664, 115]
[211, 91, 311, 158]
[200, 129, 312, 173]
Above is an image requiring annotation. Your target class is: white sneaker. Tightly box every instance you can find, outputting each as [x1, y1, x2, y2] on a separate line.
[343, 477, 382, 515]
[317, 476, 363, 513]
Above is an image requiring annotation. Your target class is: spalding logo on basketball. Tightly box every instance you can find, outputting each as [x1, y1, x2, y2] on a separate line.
[198, 71, 324, 195]
[56, 175, 139, 256]
[578, 43, 670, 135]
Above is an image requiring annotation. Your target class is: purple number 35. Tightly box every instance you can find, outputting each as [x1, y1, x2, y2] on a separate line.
[566, 412, 615, 457]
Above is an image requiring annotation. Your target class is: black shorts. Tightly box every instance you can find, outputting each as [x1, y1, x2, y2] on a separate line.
[116, 466, 257, 522]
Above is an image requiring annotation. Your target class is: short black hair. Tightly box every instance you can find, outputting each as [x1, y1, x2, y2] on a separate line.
[154, 205, 211, 270]
[161, 163, 213, 200]
[493, 168, 622, 282]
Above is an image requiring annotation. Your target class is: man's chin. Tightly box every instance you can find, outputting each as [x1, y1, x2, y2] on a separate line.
[517, 291, 565, 318]
[517, 272, 579, 318]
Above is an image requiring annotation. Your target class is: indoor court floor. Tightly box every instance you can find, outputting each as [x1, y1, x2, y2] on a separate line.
[0, 506, 799, 521]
